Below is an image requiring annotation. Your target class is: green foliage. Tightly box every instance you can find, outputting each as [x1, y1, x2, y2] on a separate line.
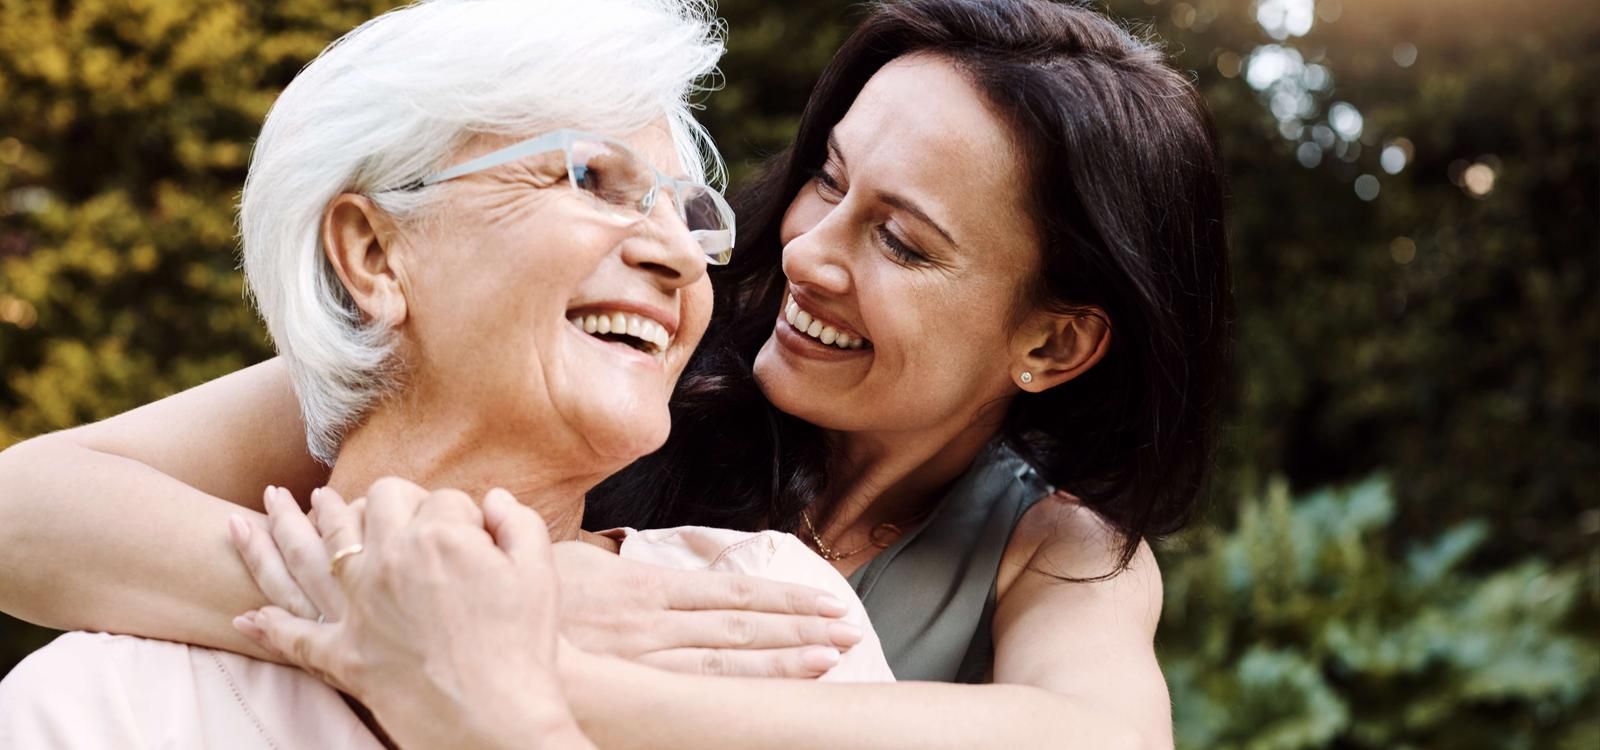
[0, 0, 407, 445]
[1161, 477, 1600, 749]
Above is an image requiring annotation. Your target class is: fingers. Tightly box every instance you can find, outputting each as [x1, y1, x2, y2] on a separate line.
[483, 488, 552, 567]
[314, 486, 367, 580]
[237, 607, 346, 691]
[229, 512, 322, 620]
[664, 571, 850, 618]
[637, 645, 843, 679]
[647, 610, 864, 652]
[264, 486, 345, 620]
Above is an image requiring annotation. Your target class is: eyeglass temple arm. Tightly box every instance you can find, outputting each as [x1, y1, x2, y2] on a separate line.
[417, 130, 576, 187]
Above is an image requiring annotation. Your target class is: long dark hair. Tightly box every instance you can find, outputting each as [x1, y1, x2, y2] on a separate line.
[588, 0, 1232, 573]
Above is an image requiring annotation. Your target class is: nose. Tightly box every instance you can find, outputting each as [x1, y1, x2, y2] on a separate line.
[780, 206, 852, 296]
[620, 192, 708, 290]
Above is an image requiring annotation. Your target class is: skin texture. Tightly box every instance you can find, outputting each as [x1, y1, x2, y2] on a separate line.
[0, 57, 1173, 747]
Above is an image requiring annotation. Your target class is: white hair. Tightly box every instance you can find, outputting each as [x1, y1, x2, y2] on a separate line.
[240, 0, 726, 463]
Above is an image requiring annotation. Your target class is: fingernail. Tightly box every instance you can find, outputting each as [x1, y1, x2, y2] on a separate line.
[827, 621, 863, 647]
[817, 595, 849, 617]
[262, 486, 276, 509]
[227, 515, 250, 547]
[309, 488, 324, 513]
[801, 646, 840, 672]
[233, 613, 262, 639]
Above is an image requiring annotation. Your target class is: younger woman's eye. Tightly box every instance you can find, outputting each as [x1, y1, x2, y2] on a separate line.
[812, 166, 845, 199]
[876, 225, 927, 265]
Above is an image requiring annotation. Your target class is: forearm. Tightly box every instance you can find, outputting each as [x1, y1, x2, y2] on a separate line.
[564, 654, 1156, 750]
[0, 438, 274, 659]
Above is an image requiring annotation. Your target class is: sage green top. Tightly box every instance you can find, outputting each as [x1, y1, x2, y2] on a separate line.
[847, 443, 1052, 683]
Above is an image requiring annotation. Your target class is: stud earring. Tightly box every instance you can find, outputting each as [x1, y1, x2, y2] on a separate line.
[1019, 371, 1034, 385]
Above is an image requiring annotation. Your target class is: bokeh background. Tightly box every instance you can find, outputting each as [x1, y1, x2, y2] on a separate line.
[0, 0, 1595, 746]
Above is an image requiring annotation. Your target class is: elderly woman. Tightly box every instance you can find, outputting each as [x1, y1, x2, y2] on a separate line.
[0, 1, 893, 747]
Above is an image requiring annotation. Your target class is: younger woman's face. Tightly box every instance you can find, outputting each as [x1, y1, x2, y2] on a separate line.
[753, 54, 1042, 439]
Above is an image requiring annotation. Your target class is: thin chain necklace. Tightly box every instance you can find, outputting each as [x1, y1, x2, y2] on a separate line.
[800, 505, 936, 562]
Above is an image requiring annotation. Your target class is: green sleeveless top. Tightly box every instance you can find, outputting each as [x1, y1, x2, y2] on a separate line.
[847, 443, 1053, 683]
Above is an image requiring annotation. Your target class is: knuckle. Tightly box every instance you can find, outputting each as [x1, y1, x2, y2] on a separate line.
[725, 578, 756, 609]
[283, 541, 315, 571]
[698, 650, 727, 676]
[722, 614, 756, 647]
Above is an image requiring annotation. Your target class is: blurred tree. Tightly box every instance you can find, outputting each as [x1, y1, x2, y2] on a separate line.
[1160, 477, 1599, 748]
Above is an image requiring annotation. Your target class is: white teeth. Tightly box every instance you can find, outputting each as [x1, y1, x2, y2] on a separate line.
[782, 293, 868, 351]
[568, 310, 672, 357]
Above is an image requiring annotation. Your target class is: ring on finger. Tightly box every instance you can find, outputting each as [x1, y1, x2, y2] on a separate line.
[329, 543, 365, 577]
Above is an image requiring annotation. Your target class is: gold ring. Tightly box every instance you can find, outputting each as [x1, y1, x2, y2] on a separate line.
[329, 543, 365, 576]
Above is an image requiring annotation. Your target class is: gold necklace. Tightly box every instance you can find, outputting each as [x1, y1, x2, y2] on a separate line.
[799, 506, 933, 562]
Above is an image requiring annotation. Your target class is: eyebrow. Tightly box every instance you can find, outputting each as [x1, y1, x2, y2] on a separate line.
[826, 134, 959, 250]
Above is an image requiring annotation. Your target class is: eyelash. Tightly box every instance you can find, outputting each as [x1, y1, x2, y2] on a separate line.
[811, 165, 929, 265]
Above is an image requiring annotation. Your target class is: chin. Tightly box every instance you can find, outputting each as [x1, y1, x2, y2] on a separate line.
[583, 409, 672, 464]
[752, 353, 845, 432]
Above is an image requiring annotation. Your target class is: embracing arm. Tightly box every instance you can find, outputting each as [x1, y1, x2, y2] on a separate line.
[562, 497, 1172, 749]
[0, 358, 324, 656]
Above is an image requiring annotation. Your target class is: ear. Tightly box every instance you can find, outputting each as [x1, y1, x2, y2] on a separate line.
[1009, 307, 1111, 393]
[321, 193, 408, 328]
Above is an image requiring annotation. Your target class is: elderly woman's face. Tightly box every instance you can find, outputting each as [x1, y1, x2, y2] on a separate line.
[396, 121, 711, 464]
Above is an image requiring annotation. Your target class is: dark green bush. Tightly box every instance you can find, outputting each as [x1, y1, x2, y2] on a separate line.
[1162, 477, 1599, 749]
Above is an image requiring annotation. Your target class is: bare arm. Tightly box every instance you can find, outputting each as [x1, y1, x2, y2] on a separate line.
[560, 496, 1171, 749]
[0, 358, 326, 657]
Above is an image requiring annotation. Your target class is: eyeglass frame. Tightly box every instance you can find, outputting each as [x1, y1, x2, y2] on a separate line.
[388, 129, 735, 265]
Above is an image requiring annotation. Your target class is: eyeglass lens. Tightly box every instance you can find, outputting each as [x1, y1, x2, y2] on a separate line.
[567, 138, 732, 261]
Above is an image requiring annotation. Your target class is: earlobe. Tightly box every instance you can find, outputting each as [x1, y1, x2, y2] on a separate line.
[321, 194, 408, 328]
[1013, 309, 1112, 392]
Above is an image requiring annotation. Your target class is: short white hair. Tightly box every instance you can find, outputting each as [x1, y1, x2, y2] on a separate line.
[240, 0, 726, 463]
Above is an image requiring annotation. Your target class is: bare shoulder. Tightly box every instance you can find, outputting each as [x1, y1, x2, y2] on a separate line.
[996, 492, 1163, 627]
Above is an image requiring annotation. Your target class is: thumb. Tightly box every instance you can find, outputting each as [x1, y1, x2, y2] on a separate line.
[250, 606, 343, 687]
[483, 488, 552, 568]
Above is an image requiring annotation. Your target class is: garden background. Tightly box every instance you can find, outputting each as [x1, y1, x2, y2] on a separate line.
[0, 0, 1595, 746]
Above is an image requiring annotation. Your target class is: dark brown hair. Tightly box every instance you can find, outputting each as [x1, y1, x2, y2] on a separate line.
[588, 0, 1232, 573]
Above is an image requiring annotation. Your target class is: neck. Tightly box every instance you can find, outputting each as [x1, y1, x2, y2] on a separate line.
[817, 397, 1011, 534]
[326, 392, 610, 543]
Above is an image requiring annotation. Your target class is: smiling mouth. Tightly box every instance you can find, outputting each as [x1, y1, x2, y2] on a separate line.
[568, 311, 671, 357]
[784, 293, 871, 350]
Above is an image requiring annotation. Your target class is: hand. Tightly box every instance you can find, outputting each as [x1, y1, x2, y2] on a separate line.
[234, 485, 864, 680]
[554, 541, 862, 677]
[234, 477, 589, 750]
[228, 486, 346, 625]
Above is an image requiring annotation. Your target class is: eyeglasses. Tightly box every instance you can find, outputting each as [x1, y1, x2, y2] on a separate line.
[399, 129, 735, 265]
